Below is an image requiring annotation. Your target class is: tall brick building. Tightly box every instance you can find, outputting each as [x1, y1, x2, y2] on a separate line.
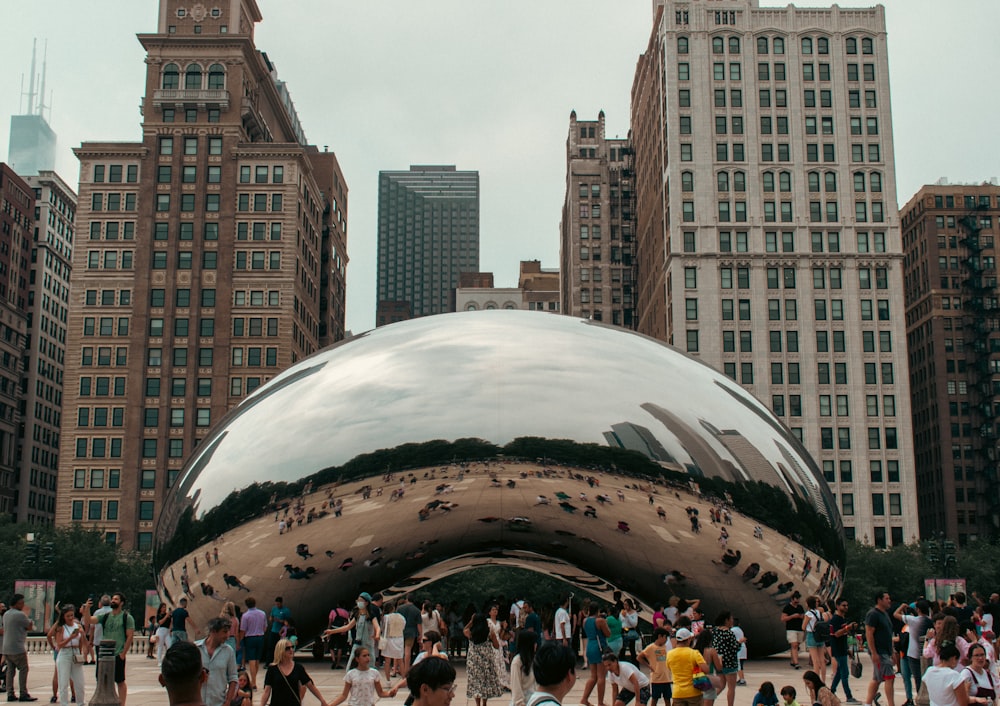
[57, 0, 349, 549]
[902, 183, 1000, 543]
[559, 111, 637, 328]
[0, 165, 33, 518]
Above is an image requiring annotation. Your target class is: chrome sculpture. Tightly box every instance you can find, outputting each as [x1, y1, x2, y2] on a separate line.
[155, 311, 843, 656]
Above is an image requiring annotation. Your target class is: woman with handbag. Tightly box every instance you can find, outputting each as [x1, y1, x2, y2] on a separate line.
[963, 644, 996, 706]
[53, 604, 88, 706]
[260, 638, 329, 706]
[694, 628, 725, 706]
[581, 603, 612, 706]
[620, 600, 641, 663]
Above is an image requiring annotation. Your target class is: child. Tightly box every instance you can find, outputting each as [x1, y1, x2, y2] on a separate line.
[753, 682, 779, 706]
[232, 671, 252, 706]
[780, 685, 800, 706]
[329, 648, 395, 706]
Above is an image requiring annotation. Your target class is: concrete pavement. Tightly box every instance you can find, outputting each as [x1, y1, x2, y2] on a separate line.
[8, 651, 912, 706]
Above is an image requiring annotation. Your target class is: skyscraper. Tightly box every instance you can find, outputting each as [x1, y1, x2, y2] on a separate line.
[902, 182, 1000, 543]
[56, 0, 349, 549]
[8, 40, 57, 177]
[631, 0, 917, 545]
[18, 170, 76, 524]
[559, 111, 637, 327]
[376, 165, 479, 323]
[0, 165, 33, 519]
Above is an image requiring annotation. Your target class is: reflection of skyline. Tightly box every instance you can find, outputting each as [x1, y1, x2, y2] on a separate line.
[159, 312, 838, 529]
[714, 428, 787, 490]
[640, 403, 734, 480]
[603, 422, 675, 463]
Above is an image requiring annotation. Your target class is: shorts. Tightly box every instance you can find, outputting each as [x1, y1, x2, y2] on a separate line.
[404, 636, 416, 650]
[618, 685, 652, 706]
[651, 683, 672, 701]
[114, 655, 126, 684]
[786, 630, 805, 645]
[721, 667, 739, 675]
[806, 633, 825, 649]
[242, 635, 264, 661]
[873, 654, 895, 682]
[673, 697, 703, 706]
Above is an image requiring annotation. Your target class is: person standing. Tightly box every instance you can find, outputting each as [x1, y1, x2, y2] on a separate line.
[88, 596, 112, 664]
[863, 591, 896, 706]
[396, 595, 423, 677]
[711, 612, 741, 706]
[829, 599, 858, 703]
[172, 598, 199, 643]
[197, 618, 238, 706]
[53, 604, 88, 706]
[265, 598, 290, 661]
[239, 597, 267, 690]
[554, 597, 572, 648]
[665, 628, 708, 706]
[893, 600, 932, 703]
[259, 639, 327, 706]
[81, 592, 135, 706]
[638, 627, 673, 706]
[782, 594, 806, 670]
[3, 594, 37, 702]
[921, 644, 970, 706]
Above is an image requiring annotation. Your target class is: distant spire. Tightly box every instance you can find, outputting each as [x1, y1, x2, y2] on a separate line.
[38, 40, 48, 118]
[26, 38, 38, 115]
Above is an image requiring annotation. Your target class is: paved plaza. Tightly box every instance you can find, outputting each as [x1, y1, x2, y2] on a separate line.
[12, 650, 909, 706]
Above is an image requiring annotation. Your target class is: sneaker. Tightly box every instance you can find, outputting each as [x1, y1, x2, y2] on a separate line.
[903, 701, 915, 706]
[50, 698, 57, 704]
[736, 680, 747, 686]
[791, 663, 801, 669]
[845, 698, 860, 704]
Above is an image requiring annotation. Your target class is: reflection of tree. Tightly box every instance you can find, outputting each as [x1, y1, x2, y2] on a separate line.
[155, 436, 843, 567]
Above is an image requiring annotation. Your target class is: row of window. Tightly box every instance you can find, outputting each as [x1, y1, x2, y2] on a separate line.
[92, 165, 139, 184]
[71, 498, 121, 522]
[824, 459, 901, 484]
[678, 35, 875, 57]
[717, 328, 894, 355]
[160, 63, 226, 91]
[707, 295, 891, 322]
[159, 136, 224, 156]
[681, 87, 878, 112]
[688, 352, 896, 388]
[89, 222, 135, 241]
[683, 229, 889, 254]
[685, 265, 892, 290]
[678, 142, 882, 164]
[143, 408, 212, 428]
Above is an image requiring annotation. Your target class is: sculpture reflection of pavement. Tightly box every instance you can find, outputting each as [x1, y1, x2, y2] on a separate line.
[162, 459, 838, 656]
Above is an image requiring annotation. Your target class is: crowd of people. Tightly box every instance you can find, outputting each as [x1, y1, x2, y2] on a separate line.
[776, 588, 1000, 706]
[10, 585, 1000, 706]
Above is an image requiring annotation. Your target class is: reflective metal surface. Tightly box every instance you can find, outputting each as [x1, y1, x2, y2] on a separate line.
[155, 311, 843, 656]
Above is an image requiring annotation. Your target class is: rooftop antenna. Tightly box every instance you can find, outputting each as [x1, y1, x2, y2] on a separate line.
[37, 39, 49, 118]
[26, 38, 38, 115]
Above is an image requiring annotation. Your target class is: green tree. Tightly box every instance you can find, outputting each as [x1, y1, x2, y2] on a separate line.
[0, 518, 153, 620]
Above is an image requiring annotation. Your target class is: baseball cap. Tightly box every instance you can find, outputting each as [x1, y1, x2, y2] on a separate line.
[674, 627, 694, 641]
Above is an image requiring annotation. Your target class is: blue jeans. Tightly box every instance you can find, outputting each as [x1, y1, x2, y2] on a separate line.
[902, 655, 921, 698]
[830, 654, 853, 699]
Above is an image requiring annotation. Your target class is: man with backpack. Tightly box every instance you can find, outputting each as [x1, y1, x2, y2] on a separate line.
[81, 592, 135, 706]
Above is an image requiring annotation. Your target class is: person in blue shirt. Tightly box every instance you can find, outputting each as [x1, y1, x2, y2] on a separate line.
[266, 597, 291, 657]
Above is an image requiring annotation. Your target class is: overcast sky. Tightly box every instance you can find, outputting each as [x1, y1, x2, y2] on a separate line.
[2, 0, 998, 332]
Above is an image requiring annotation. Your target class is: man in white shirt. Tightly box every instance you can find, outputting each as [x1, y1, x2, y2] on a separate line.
[554, 596, 572, 647]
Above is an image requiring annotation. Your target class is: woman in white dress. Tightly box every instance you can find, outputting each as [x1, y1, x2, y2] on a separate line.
[487, 603, 509, 688]
[53, 604, 88, 706]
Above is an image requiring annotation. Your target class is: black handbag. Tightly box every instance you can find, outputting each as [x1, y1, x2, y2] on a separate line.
[850, 647, 863, 678]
